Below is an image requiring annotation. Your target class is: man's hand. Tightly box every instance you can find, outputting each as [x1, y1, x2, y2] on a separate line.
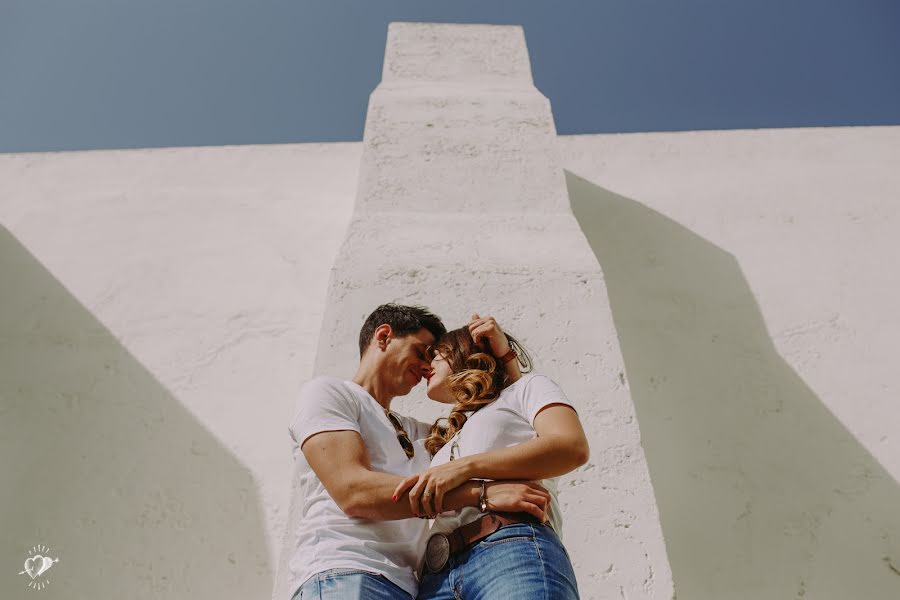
[393, 472, 551, 522]
[483, 481, 551, 522]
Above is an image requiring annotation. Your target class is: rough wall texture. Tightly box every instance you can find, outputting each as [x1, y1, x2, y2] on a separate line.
[273, 22, 673, 600]
[2, 32, 898, 600]
[561, 126, 900, 599]
[0, 143, 358, 599]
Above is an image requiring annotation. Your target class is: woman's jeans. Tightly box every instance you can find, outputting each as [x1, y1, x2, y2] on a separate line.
[418, 522, 580, 600]
[292, 569, 412, 600]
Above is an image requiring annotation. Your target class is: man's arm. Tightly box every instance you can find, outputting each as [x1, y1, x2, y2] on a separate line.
[302, 429, 551, 521]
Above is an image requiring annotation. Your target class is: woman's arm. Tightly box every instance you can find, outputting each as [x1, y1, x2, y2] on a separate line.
[460, 404, 589, 479]
[304, 429, 553, 521]
[393, 404, 589, 516]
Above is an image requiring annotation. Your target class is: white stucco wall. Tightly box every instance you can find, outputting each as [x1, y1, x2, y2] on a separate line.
[0, 143, 359, 599]
[4, 125, 899, 600]
[2, 61, 898, 600]
[273, 22, 672, 600]
[561, 125, 900, 599]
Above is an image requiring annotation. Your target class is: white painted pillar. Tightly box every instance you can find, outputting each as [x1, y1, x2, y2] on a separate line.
[273, 22, 674, 600]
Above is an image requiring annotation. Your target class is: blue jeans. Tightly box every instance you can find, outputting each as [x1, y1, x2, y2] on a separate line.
[292, 569, 412, 600]
[418, 523, 580, 600]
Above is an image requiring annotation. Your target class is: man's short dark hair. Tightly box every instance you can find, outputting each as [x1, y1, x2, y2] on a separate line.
[358, 304, 446, 358]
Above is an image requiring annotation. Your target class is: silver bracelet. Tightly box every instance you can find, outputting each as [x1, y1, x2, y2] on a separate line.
[478, 480, 488, 513]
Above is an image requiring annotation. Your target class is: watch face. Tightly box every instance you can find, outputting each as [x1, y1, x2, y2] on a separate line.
[425, 533, 450, 572]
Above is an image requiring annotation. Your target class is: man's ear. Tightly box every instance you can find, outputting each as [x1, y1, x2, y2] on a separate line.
[374, 324, 393, 351]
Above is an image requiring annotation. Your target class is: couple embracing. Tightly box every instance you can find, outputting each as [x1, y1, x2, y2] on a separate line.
[287, 303, 588, 599]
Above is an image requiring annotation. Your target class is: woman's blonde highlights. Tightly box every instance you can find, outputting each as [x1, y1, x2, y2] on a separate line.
[424, 327, 530, 456]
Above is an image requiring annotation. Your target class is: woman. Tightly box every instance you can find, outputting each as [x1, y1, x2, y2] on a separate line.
[392, 315, 589, 600]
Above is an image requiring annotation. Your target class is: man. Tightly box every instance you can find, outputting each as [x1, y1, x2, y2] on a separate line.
[287, 304, 551, 600]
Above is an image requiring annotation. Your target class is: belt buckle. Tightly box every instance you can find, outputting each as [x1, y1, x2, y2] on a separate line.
[424, 532, 451, 573]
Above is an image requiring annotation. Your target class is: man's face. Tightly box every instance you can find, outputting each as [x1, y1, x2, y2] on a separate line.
[383, 328, 437, 397]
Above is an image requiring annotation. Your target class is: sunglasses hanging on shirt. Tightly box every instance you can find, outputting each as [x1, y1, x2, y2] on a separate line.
[386, 411, 415, 459]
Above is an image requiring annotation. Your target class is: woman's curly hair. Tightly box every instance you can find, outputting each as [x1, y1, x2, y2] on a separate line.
[424, 326, 532, 456]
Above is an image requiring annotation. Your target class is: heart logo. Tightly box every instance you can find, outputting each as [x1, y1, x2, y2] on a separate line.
[36, 556, 54, 577]
[24, 555, 46, 580]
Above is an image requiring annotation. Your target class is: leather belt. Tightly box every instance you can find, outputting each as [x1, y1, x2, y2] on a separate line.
[422, 512, 541, 576]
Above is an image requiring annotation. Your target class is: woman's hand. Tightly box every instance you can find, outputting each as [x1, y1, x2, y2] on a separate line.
[468, 313, 511, 356]
[392, 459, 475, 516]
[469, 313, 522, 382]
[392, 467, 551, 521]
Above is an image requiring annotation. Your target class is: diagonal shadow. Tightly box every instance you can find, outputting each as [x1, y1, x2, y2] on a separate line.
[0, 226, 272, 599]
[566, 171, 900, 599]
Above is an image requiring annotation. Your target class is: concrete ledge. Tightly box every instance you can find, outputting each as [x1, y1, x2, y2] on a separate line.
[383, 22, 534, 87]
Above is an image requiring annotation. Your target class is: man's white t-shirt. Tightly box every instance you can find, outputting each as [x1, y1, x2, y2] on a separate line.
[429, 373, 574, 537]
[286, 376, 432, 599]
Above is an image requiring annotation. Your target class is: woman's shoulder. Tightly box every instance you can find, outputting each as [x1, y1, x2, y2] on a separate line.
[501, 372, 568, 406]
[504, 372, 558, 393]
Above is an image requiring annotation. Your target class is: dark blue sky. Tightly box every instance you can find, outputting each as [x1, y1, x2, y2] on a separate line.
[1, 0, 898, 153]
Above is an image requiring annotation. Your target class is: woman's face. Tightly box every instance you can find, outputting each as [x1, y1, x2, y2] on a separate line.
[425, 351, 456, 404]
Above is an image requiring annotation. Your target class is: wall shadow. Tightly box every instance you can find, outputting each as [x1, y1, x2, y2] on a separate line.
[566, 172, 900, 599]
[0, 227, 272, 599]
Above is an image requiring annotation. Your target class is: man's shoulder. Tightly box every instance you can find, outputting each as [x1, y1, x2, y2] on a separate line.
[303, 375, 346, 390]
[300, 376, 357, 404]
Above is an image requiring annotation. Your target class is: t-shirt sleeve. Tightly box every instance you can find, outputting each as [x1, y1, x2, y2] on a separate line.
[289, 378, 361, 450]
[517, 374, 576, 426]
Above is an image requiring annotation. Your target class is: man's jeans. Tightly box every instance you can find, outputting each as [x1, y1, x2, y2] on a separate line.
[292, 569, 412, 600]
[418, 523, 580, 600]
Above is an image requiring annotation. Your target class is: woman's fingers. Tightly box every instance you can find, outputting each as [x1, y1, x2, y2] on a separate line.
[433, 482, 446, 514]
[408, 476, 428, 516]
[469, 320, 498, 347]
[408, 473, 445, 517]
[469, 317, 511, 357]
[468, 321, 487, 346]
[391, 474, 418, 502]
[468, 314, 490, 336]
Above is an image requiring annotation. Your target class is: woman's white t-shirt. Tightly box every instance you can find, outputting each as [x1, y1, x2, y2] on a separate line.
[429, 373, 574, 537]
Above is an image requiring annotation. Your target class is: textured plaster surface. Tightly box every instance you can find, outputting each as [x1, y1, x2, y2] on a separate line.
[3, 31, 898, 600]
[562, 126, 900, 599]
[0, 143, 359, 598]
[359, 25, 563, 215]
[274, 22, 673, 600]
